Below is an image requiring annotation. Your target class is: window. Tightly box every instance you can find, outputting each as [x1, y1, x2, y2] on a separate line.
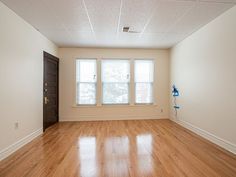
[76, 59, 97, 105]
[75, 59, 155, 106]
[135, 60, 154, 104]
[102, 60, 130, 104]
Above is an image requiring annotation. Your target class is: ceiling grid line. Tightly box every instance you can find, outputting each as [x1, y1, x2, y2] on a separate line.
[116, 0, 123, 38]
[162, 1, 197, 39]
[82, 0, 96, 41]
[138, 0, 161, 38]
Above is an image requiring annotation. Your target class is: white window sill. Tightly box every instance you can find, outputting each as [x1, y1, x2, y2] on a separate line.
[72, 103, 157, 108]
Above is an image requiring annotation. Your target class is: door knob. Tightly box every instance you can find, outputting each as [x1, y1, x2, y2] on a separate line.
[44, 97, 49, 104]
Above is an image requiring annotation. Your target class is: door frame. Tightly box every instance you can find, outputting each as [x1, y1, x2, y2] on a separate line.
[43, 51, 59, 131]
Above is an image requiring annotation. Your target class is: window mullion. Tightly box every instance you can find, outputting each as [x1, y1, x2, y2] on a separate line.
[97, 58, 102, 106]
[130, 59, 135, 105]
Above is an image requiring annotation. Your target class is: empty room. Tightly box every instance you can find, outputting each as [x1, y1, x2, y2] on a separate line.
[0, 0, 236, 176]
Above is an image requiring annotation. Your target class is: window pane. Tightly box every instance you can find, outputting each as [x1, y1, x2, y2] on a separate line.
[135, 83, 153, 104]
[76, 60, 97, 83]
[102, 60, 130, 82]
[135, 60, 154, 82]
[77, 83, 96, 104]
[103, 83, 129, 104]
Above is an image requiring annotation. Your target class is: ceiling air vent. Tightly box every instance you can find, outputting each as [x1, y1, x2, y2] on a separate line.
[123, 26, 130, 32]
[123, 26, 140, 33]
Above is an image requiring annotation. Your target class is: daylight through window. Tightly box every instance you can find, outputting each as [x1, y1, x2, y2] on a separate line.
[134, 60, 154, 104]
[102, 60, 130, 104]
[76, 59, 154, 105]
[76, 59, 97, 105]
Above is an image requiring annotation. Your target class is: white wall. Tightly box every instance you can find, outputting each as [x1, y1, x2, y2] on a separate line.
[59, 48, 169, 121]
[170, 6, 236, 154]
[0, 2, 58, 160]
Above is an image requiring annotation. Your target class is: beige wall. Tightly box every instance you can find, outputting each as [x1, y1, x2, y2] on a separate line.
[170, 6, 236, 153]
[59, 48, 170, 121]
[0, 2, 58, 158]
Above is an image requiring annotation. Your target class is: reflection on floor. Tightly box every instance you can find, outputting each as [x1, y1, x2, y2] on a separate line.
[0, 119, 236, 177]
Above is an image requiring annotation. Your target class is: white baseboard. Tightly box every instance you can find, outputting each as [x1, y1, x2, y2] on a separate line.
[0, 128, 43, 161]
[60, 114, 168, 122]
[171, 118, 236, 155]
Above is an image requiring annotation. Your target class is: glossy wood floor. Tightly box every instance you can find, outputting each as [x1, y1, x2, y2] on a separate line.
[0, 120, 236, 177]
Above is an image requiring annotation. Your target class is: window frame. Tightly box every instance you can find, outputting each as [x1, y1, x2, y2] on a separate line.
[101, 59, 131, 105]
[74, 58, 155, 107]
[75, 58, 98, 106]
[134, 59, 155, 105]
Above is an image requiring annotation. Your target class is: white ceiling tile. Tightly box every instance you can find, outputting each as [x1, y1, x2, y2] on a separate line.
[1, 0, 235, 48]
[170, 2, 234, 35]
[1, 0, 63, 30]
[199, 0, 236, 3]
[119, 0, 159, 33]
[67, 30, 96, 46]
[1, 0, 29, 14]
[84, 0, 121, 33]
[140, 33, 165, 43]
[42, 29, 95, 47]
[68, 30, 94, 40]
[144, 0, 195, 33]
[95, 32, 117, 43]
[162, 33, 187, 45]
[40, 29, 71, 46]
[25, 0, 64, 30]
[114, 33, 165, 48]
[45, 0, 91, 31]
[56, 10, 91, 32]
[118, 33, 140, 44]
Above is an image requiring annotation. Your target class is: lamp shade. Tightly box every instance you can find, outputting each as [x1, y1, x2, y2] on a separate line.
[172, 85, 179, 97]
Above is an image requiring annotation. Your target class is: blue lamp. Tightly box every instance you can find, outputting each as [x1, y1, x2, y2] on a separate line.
[172, 85, 180, 110]
[172, 85, 179, 97]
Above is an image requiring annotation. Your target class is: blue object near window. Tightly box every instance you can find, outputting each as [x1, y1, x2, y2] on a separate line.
[172, 85, 180, 112]
[172, 85, 179, 97]
[174, 105, 180, 109]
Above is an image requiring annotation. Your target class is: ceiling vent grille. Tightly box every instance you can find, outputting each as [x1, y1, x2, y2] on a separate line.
[123, 26, 140, 33]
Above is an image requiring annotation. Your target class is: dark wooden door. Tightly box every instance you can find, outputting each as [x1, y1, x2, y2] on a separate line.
[43, 52, 59, 131]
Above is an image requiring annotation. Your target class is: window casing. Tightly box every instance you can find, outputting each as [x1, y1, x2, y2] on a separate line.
[134, 60, 154, 104]
[75, 59, 154, 106]
[101, 60, 130, 104]
[76, 59, 97, 105]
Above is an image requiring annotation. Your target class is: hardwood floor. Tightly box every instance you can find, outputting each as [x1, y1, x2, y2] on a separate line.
[0, 119, 235, 177]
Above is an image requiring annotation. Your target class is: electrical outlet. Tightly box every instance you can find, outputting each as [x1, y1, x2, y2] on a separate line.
[161, 109, 163, 113]
[14, 122, 19, 129]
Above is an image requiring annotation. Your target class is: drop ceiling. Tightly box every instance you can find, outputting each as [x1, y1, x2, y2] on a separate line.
[1, 0, 235, 48]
